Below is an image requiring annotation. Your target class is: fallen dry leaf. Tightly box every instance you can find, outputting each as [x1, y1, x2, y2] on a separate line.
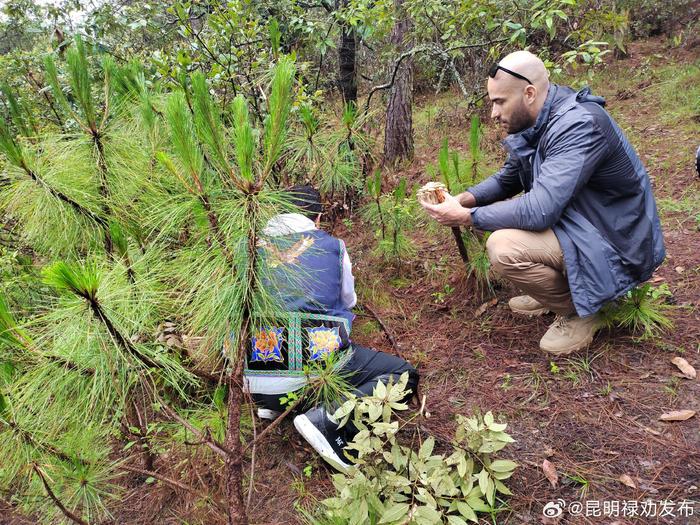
[675, 266, 685, 274]
[637, 480, 659, 494]
[640, 424, 662, 436]
[475, 298, 498, 317]
[619, 474, 637, 488]
[671, 357, 697, 379]
[659, 410, 696, 422]
[542, 459, 558, 488]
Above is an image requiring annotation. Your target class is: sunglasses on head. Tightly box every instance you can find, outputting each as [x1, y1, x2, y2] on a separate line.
[488, 63, 533, 85]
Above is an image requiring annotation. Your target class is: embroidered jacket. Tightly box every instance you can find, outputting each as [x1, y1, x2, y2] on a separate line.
[243, 214, 356, 395]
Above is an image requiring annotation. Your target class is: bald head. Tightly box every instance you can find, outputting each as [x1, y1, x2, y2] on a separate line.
[499, 51, 549, 92]
[487, 51, 551, 134]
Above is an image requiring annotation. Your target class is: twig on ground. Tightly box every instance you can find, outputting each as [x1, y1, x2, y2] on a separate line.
[32, 463, 89, 525]
[362, 303, 405, 360]
[243, 394, 306, 453]
[120, 465, 228, 516]
[157, 398, 231, 460]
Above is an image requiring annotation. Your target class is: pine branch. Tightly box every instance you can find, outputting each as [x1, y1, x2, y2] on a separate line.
[2, 419, 76, 465]
[21, 162, 109, 230]
[224, 198, 262, 525]
[25, 70, 65, 130]
[86, 297, 161, 370]
[198, 195, 234, 264]
[91, 131, 114, 255]
[32, 463, 89, 525]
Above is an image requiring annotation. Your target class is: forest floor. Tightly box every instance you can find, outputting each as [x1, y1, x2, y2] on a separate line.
[2, 37, 699, 525]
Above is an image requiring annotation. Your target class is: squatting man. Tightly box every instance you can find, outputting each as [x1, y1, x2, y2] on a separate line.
[420, 50, 665, 355]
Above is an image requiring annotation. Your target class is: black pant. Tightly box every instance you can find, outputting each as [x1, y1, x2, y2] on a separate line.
[252, 344, 419, 413]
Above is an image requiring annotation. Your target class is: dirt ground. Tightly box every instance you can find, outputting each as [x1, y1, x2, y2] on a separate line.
[2, 37, 699, 525]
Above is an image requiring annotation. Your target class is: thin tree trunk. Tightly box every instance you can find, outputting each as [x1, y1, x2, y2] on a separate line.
[336, 0, 357, 106]
[225, 330, 248, 525]
[224, 199, 259, 525]
[383, 0, 413, 166]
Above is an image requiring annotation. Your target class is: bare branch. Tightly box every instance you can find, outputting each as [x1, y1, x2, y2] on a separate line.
[362, 303, 405, 360]
[364, 39, 509, 112]
[242, 390, 306, 453]
[32, 463, 89, 525]
[119, 464, 227, 514]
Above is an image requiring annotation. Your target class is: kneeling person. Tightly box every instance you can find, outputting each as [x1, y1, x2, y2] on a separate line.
[243, 186, 419, 471]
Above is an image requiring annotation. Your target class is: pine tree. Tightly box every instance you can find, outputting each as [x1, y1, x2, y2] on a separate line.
[0, 37, 329, 525]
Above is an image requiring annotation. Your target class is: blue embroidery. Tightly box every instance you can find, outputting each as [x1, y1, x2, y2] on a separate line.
[307, 326, 341, 361]
[251, 327, 285, 363]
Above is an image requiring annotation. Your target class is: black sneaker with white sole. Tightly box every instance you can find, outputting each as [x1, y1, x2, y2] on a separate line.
[293, 407, 352, 472]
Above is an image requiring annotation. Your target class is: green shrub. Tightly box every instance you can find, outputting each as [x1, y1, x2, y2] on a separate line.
[306, 374, 517, 524]
[599, 283, 674, 338]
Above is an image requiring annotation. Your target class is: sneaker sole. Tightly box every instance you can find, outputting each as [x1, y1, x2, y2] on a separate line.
[540, 331, 595, 356]
[509, 306, 550, 317]
[293, 415, 350, 472]
[256, 408, 281, 421]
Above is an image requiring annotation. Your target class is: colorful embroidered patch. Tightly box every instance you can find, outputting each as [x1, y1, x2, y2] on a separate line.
[307, 326, 341, 361]
[250, 327, 285, 363]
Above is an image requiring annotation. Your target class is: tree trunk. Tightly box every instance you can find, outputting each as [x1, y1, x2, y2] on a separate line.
[224, 200, 259, 525]
[224, 336, 248, 525]
[336, 0, 357, 106]
[383, 0, 413, 166]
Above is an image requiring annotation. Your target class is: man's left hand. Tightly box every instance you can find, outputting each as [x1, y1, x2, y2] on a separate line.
[419, 193, 473, 227]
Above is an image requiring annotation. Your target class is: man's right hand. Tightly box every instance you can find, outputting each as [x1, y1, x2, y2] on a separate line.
[420, 193, 473, 227]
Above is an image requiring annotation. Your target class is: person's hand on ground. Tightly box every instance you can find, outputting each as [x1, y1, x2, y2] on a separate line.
[419, 192, 473, 227]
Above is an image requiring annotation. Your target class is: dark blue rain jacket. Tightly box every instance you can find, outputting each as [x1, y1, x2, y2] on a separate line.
[469, 84, 665, 316]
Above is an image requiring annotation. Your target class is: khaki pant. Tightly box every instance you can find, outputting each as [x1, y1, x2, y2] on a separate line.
[486, 228, 575, 315]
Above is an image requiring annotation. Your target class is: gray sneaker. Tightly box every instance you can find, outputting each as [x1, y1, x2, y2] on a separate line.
[508, 295, 550, 316]
[539, 314, 599, 355]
